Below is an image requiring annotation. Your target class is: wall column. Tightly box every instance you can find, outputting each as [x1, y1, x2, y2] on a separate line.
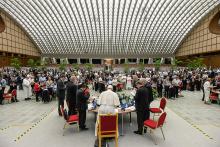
[41, 57, 45, 65]
[77, 58, 81, 64]
[89, 58, 92, 64]
[160, 57, 165, 64]
[113, 59, 116, 64]
[52, 58, 57, 64]
[125, 58, 128, 64]
[101, 59, 104, 64]
[148, 58, 153, 64]
[137, 58, 140, 64]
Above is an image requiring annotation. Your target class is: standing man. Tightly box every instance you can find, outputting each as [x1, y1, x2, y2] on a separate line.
[23, 75, 32, 100]
[134, 79, 150, 135]
[1, 76, 7, 93]
[203, 78, 211, 104]
[66, 75, 78, 115]
[57, 74, 66, 116]
[77, 84, 90, 130]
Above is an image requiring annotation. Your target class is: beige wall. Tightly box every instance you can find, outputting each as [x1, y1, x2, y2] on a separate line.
[0, 11, 40, 56]
[175, 6, 220, 57]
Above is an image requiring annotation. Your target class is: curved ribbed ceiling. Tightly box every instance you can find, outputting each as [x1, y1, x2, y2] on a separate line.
[0, 0, 219, 58]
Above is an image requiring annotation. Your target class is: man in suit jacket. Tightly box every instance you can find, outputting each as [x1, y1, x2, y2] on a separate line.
[134, 79, 150, 135]
[57, 74, 66, 116]
[77, 84, 90, 130]
[66, 76, 78, 115]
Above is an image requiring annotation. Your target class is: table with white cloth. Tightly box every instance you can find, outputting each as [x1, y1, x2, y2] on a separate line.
[88, 106, 135, 136]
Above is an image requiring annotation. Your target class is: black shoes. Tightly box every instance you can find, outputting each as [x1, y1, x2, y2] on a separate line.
[143, 128, 147, 133]
[80, 127, 89, 131]
[133, 130, 142, 135]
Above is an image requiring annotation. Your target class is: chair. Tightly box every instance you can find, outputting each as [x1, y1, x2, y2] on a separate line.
[3, 93, 12, 104]
[60, 106, 79, 135]
[98, 114, 118, 147]
[150, 97, 167, 120]
[209, 92, 219, 103]
[143, 112, 167, 145]
[11, 89, 17, 101]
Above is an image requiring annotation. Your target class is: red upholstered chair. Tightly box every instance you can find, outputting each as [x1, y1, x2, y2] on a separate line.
[98, 114, 118, 147]
[60, 106, 79, 135]
[209, 92, 218, 103]
[143, 112, 167, 145]
[11, 89, 17, 101]
[150, 97, 167, 120]
[3, 93, 12, 104]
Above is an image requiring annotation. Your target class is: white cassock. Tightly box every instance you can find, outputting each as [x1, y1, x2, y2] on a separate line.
[22, 78, 32, 98]
[203, 81, 210, 102]
[95, 89, 120, 136]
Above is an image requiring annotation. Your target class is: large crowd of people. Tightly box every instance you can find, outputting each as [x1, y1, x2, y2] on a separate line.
[0, 67, 219, 104]
[0, 66, 219, 145]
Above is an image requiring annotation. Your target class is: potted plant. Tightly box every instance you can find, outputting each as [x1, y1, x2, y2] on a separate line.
[10, 57, 21, 70]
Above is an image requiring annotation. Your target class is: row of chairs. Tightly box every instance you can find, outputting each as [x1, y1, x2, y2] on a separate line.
[60, 97, 167, 146]
[144, 97, 167, 145]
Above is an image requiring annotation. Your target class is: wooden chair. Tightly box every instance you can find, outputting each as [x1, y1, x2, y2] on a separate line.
[98, 114, 118, 147]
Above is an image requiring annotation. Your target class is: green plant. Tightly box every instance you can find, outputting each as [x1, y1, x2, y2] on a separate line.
[171, 58, 183, 70]
[72, 63, 79, 70]
[138, 60, 145, 71]
[84, 63, 94, 71]
[27, 59, 36, 68]
[155, 58, 161, 71]
[10, 57, 21, 70]
[186, 57, 205, 70]
[59, 59, 67, 71]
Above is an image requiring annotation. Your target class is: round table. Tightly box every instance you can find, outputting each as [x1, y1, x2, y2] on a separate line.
[89, 107, 135, 136]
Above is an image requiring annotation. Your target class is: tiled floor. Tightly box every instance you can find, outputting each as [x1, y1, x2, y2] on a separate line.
[0, 89, 220, 147]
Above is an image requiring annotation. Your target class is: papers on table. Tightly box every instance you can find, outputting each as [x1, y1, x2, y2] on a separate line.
[130, 90, 136, 97]
[125, 106, 135, 111]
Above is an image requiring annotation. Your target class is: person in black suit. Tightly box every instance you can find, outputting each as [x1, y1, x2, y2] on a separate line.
[57, 74, 66, 116]
[134, 79, 150, 135]
[77, 84, 90, 130]
[66, 76, 78, 115]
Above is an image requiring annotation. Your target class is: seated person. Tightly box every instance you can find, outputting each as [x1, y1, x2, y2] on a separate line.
[95, 85, 120, 136]
[94, 85, 120, 145]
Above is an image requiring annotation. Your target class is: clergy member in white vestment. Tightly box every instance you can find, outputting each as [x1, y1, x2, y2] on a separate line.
[95, 85, 120, 136]
[22, 75, 32, 99]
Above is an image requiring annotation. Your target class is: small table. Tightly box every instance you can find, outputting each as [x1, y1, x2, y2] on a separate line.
[89, 107, 135, 136]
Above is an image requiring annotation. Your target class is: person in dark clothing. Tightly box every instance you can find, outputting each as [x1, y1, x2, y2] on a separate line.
[190, 77, 195, 91]
[77, 84, 90, 130]
[182, 77, 187, 90]
[8, 80, 19, 102]
[17, 75, 23, 90]
[57, 75, 66, 116]
[134, 79, 150, 135]
[0, 84, 3, 105]
[66, 76, 78, 115]
[157, 78, 163, 98]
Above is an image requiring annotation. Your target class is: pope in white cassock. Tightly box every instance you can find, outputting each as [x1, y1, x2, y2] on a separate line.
[95, 85, 120, 136]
